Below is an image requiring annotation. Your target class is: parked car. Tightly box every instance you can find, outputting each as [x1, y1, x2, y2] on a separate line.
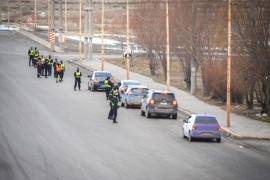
[119, 80, 141, 93]
[121, 85, 149, 108]
[140, 90, 178, 119]
[87, 71, 114, 91]
[182, 114, 222, 143]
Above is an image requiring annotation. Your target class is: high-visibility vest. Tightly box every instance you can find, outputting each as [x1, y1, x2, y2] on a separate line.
[30, 49, 34, 55]
[60, 63, 65, 70]
[34, 50, 39, 59]
[104, 79, 111, 88]
[75, 71, 81, 78]
[56, 64, 62, 72]
[48, 58, 53, 64]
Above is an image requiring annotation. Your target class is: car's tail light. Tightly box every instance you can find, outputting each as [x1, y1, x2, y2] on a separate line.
[150, 99, 155, 105]
[93, 78, 98, 83]
[192, 124, 197, 130]
[121, 87, 125, 92]
[128, 91, 132, 96]
[111, 78, 115, 84]
[172, 100, 177, 106]
[217, 125, 221, 131]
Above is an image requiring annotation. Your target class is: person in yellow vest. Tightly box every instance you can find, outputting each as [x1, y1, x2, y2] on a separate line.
[40, 55, 45, 76]
[104, 77, 113, 100]
[28, 47, 34, 66]
[74, 67, 82, 91]
[33, 47, 39, 68]
[48, 55, 53, 76]
[55, 62, 62, 83]
[59, 60, 65, 82]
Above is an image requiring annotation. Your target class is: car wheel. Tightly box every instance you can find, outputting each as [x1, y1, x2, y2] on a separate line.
[91, 84, 95, 92]
[88, 83, 91, 90]
[140, 109, 145, 116]
[124, 100, 129, 109]
[172, 114, 177, 119]
[146, 107, 151, 118]
[216, 138, 221, 143]
[182, 128, 186, 138]
[189, 132, 193, 142]
[121, 101, 124, 107]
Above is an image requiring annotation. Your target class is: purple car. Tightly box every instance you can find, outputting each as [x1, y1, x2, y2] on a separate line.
[182, 114, 222, 143]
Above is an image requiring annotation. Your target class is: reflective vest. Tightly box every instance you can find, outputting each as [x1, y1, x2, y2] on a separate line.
[41, 58, 45, 63]
[30, 49, 34, 55]
[34, 50, 39, 59]
[48, 58, 53, 64]
[104, 79, 111, 88]
[75, 71, 81, 78]
[60, 63, 65, 70]
[56, 64, 62, 72]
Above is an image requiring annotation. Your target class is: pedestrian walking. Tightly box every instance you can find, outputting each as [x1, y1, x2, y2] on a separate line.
[59, 60, 65, 82]
[104, 77, 113, 100]
[28, 47, 34, 66]
[111, 92, 119, 123]
[55, 61, 62, 83]
[74, 67, 82, 91]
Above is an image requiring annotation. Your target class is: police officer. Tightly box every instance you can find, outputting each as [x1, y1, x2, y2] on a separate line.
[40, 55, 45, 76]
[53, 58, 58, 78]
[36, 57, 42, 78]
[74, 67, 82, 91]
[28, 47, 34, 66]
[44, 57, 49, 78]
[59, 60, 65, 82]
[48, 55, 53, 76]
[108, 90, 114, 119]
[33, 47, 39, 68]
[113, 84, 121, 101]
[111, 92, 119, 123]
[104, 77, 112, 100]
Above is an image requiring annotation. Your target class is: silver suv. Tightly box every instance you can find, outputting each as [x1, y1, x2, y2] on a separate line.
[140, 90, 178, 119]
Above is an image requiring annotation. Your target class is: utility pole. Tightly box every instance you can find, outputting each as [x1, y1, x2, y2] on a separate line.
[190, 0, 197, 95]
[101, 0, 104, 70]
[227, 0, 231, 127]
[166, 0, 170, 90]
[19, 0, 22, 29]
[126, 0, 130, 80]
[7, 0, 10, 29]
[59, 0, 64, 52]
[0, 1, 2, 25]
[79, 0, 82, 63]
[34, 0, 36, 34]
[48, 0, 50, 41]
[84, 0, 93, 61]
[50, 0, 55, 52]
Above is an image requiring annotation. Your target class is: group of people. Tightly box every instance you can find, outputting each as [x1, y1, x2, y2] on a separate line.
[104, 77, 122, 124]
[28, 47, 65, 82]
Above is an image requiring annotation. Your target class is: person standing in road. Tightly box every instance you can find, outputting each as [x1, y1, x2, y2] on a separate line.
[53, 58, 58, 78]
[36, 57, 42, 78]
[55, 61, 62, 83]
[104, 77, 113, 100]
[44, 57, 49, 78]
[28, 47, 34, 66]
[111, 92, 119, 123]
[59, 60, 65, 82]
[74, 67, 82, 91]
[108, 90, 114, 120]
[48, 55, 53, 76]
[33, 47, 39, 68]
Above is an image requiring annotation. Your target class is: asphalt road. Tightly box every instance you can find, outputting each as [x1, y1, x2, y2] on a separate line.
[1, 31, 270, 180]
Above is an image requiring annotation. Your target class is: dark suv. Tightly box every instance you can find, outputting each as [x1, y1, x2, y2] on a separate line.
[140, 90, 178, 119]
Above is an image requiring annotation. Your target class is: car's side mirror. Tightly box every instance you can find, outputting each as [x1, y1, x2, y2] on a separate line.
[183, 119, 187, 123]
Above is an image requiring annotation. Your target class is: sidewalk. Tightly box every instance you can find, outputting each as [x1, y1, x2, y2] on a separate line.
[17, 30, 270, 140]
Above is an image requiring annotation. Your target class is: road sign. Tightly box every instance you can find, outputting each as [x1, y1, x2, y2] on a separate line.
[50, 32, 55, 44]
[27, 17, 32, 23]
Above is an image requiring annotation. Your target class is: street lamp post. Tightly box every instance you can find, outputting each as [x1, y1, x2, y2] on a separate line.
[34, 0, 36, 34]
[101, 0, 104, 71]
[79, 0, 82, 63]
[126, 0, 130, 80]
[226, 0, 231, 127]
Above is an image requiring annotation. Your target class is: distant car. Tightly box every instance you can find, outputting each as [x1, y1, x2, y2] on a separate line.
[182, 114, 222, 143]
[87, 71, 114, 91]
[119, 80, 141, 93]
[140, 90, 178, 119]
[121, 85, 149, 108]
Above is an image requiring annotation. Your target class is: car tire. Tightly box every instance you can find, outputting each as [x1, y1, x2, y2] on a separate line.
[88, 83, 91, 90]
[91, 84, 95, 92]
[146, 107, 151, 118]
[140, 109, 145, 116]
[182, 129, 186, 138]
[216, 138, 221, 143]
[121, 102, 124, 107]
[172, 114, 177, 119]
[189, 132, 193, 142]
[124, 100, 129, 109]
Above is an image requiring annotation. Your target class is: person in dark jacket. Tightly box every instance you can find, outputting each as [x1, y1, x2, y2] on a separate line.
[74, 67, 82, 91]
[111, 92, 119, 123]
[28, 47, 34, 66]
[108, 90, 114, 120]
[104, 77, 113, 100]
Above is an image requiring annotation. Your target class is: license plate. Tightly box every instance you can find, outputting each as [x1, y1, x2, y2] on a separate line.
[202, 132, 212, 136]
[160, 102, 167, 105]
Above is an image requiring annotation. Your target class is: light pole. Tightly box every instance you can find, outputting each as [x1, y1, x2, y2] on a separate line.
[79, 0, 82, 63]
[34, 0, 36, 34]
[101, 0, 104, 70]
[166, 0, 170, 90]
[126, 0, 130, 80]
[226, 0, 231, 127]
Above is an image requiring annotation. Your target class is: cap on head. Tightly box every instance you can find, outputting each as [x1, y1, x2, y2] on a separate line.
[77, 67, 79, 71]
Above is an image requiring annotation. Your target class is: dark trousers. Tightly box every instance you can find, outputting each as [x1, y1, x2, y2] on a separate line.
[112, 106, 118, 122]
[60, 71, 64, 81]
[37, 66, 42, 77]
[41, 65, 45, 76]
[45, 65, 49, 77]
[108, 103, 113, 119]
[105, 87, 111, 100]
[33, 58, 37, 67]
[74, 78, 81, 90]
[29, 55, 33, 66]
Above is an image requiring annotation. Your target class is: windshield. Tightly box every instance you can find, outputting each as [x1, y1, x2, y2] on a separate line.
[195, 117, 218, 124]
[153, 93, 175, 101]
[94, 72, 112, 77]
[124, 81, 140, 85]
[131, 88, 148, 95]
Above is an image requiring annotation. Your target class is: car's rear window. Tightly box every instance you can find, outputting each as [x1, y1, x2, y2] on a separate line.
[124, 81, 140, 85]
[153, 93, 175, 101]
[195, 117, 218, 124]
[95, 72, 112, 77]
[131, 88, 148, 95]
